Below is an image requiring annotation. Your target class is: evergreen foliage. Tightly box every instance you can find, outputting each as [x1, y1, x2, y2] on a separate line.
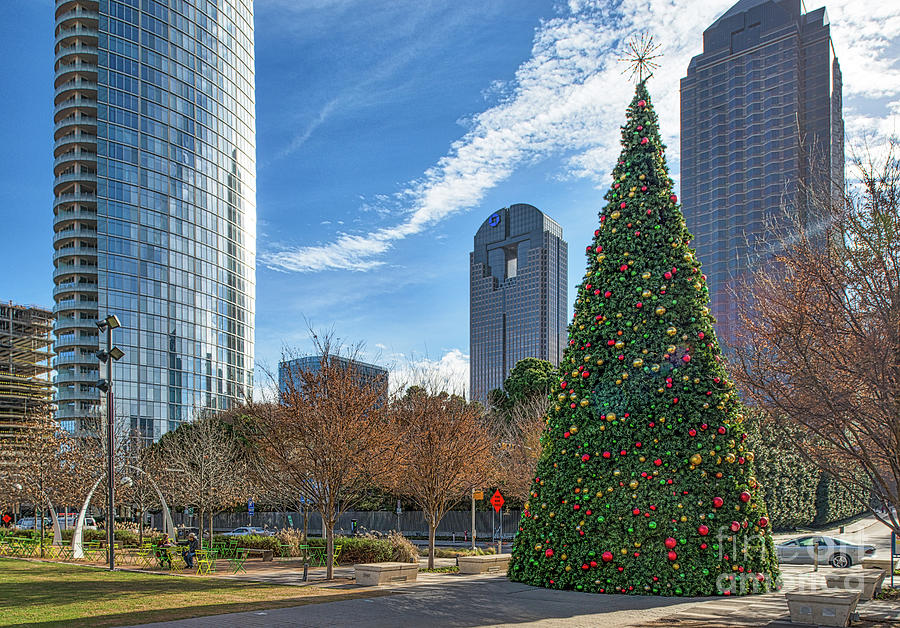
[508, 81, 779, 596]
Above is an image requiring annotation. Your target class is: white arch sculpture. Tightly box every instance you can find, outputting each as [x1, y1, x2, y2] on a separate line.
[70, 467, 174, 559]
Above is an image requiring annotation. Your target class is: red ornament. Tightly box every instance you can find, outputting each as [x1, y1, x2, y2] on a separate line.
[602, 551, 613, 562]
[581, 454, 590, 462]
[637, 99, 647, 107]
[653, 458, 662, 466]
[582, 563, 589, 570]
[713, 496, 724, 508]
[682, 354, 691, 363]
[594, 229, 600, 236]
[620, 264, 629, 272]
[698, 524, 709, 536]
[718, 426, 727, 435]
[664, 537, 677, 549]
[563, 432, 570, 439]
[758, 517, 769, 528]
[581, 371, 590, 378]
[730, 521, 741, 532]
[740, 491, 751, 503]
[688, 429, 697, 437]
[670, 194, 677, 203]
[602, 451, 611, 458]
[620, 202, 627, 209]
[604, 291, 612, 298]
[667, 551, 677, 561]
[699, 332, 705, 339]
[633, 508, 641, 516]
[640, 137, 649, 145]
[545, 548, 554, 557]
[664, 272, 672, 279]
[636, 302, 643, 308]
[573, 504, 580, 510]
[561, 382, 567, 389]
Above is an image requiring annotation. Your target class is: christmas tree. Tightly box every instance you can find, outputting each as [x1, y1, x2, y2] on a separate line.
[507, 75, 779, 596]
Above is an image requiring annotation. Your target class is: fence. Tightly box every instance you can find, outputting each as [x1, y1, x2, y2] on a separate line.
[152, 509, 522, 539]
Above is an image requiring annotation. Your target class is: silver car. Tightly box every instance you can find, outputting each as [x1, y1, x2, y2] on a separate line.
[221, 526, 273, 537]
[776, 535, 875, 568]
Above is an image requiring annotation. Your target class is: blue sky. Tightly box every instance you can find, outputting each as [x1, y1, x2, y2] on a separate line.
[3, 0, 899, 395]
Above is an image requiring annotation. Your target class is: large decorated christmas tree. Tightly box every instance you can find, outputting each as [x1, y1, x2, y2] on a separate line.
[507, 76, 779, 597]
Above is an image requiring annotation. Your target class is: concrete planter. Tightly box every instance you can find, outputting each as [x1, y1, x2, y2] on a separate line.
[824, 568, 885, 601]
[861, 557, 892, 571]
[457, 554, 511, 575]
[354, 562, 418, 586]
[785, 590, 860, 627]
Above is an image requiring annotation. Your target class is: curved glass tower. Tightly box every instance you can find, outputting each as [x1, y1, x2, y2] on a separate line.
[52, 0, 256, 439]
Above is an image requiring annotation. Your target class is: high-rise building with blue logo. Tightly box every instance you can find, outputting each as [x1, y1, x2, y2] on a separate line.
[469, 204, 567, 403]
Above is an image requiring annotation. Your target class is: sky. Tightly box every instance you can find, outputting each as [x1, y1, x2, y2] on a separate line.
[2, 0, 899, 397]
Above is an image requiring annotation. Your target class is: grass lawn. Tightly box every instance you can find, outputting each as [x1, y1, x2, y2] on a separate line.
[0, 558, 387, 627]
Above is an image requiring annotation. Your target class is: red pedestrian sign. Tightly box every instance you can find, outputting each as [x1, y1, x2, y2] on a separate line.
[1, 514, 10, 524]
[490, 489, 505, 512]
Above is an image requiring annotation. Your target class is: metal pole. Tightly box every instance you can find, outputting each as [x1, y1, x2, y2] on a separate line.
[813, 540, 818, 572]
[106, 325, 115, 571]
[471, 489, 476, 550]
[498, 508, 502, 555]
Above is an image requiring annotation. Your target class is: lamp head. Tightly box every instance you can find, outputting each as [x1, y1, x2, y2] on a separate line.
[109, 346, 125, 361]
[95, 378, 110, 392]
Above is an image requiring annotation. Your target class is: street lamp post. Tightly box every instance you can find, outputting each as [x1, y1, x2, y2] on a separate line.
[96, 314, 124, 571]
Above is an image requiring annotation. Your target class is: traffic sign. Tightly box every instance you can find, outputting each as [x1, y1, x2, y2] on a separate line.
[1, 514, 10, 524]
[473, 490, 484, 500]
[490, 489, 505, 512]
[248, 499, 255, 515]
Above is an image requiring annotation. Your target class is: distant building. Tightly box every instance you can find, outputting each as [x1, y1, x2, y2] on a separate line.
[278, 356, 389, 404]
[0, 302, 53, 448]
[680, 0, 843, 344]
[469, 204, 568, 403]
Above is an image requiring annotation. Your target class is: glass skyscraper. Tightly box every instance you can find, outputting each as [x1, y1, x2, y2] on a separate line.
[469, 204, 567, 403]
[52, 0, 256, 439]
[680, 0, 843, 344]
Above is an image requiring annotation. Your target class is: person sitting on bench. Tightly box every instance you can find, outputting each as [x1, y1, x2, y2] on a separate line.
[181, 533, 199, 569]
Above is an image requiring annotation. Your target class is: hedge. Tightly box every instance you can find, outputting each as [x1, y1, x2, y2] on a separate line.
[745, 411, 868, 530]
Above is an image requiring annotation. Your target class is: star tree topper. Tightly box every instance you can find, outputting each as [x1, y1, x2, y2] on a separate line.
[620, 33, 662, 83]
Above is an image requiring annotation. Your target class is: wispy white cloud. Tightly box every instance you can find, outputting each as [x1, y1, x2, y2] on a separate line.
[262, 0, 900, 274]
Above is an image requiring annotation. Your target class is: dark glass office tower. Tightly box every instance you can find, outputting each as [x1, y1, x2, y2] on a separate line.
[51, 0, 256, 439]
[469, 204, 567, 403]
[680, 0, 843, 344]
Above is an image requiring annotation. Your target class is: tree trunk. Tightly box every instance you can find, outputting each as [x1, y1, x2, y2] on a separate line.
[428, 522, 436, 570]
[199, 508, 205, 546]
[39, 502, 45, 558]
[138, 507, 144, 547]
[208, 511, 214, 548]
[325, 515, 335, 580]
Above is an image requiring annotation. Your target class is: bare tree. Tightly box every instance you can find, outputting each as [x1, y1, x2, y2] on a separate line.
[10, 406, 67, 554]
[118, 432, 163, 546]
[493, 395, 548, 503]
[242, 332, 399, 579]
[155, 414, 246, 546]
[390, 387, 495, 568]
[731, 139, 900, 534]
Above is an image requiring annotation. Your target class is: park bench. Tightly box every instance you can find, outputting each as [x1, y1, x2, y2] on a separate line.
[244, 548, 273, 561]
[785, 590, 860, 627]
[354, 562, 418, 586]
[457, 554, 511, 575]
[824, 568, 886, 601]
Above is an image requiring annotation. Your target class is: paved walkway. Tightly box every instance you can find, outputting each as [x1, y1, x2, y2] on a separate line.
[122, 517, 900, 627]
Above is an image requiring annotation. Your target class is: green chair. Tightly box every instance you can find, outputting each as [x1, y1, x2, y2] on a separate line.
[277, 543, 292, 558]
[332, 544, 342, 567]
[228, 548, 248, 574]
